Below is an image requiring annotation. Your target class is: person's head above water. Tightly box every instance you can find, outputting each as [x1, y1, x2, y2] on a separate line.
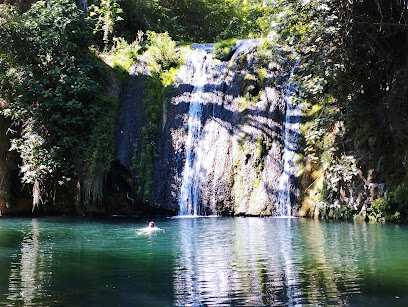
[149, 221, 155, 228]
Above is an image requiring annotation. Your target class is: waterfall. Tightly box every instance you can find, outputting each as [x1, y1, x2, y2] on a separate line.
[140, 39, 302, 216]
[178, 48, 214, 216]
[275, 66, 301, 217]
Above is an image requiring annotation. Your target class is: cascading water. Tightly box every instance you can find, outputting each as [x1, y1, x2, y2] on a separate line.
[178, 47, 214, 216]
[275, 66, 301, 216]
[138, 39, 301, 216]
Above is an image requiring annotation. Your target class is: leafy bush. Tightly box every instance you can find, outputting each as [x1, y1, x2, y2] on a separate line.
[388, 185, 408, 222]
[367, 198, 389, 222]
[213, 38, 237, 61]
[366, 185, 408, 222]
[326, 155, 358, 195]
[0, 1, 117, 208]
[89, 0, 123, 47]
[101, 32, 143, 79]
[144, 31, 183, 72]
[217, 0, 271, 40]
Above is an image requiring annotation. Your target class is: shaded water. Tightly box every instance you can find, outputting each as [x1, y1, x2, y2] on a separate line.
[1, 217, 408, 306]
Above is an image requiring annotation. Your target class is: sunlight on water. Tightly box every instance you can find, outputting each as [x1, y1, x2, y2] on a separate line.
[6, 219, 52, 306]
[0, 217, 408, 305]
[172, 215, 219, 219]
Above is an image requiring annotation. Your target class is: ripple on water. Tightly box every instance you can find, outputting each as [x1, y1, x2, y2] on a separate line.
[1, 217, 408, 305]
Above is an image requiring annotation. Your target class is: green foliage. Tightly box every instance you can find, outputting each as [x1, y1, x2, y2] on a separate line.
[218, 0, 271, 40]
[131, 32, 188, 200]
[144, 31, 184, 73]
[283, 0, 408, 218]
[254, 39, 275, 70]
[270, 0, 385, 212]
[89, 0, 123, 47]
[113, 0, 171, 42]
[366, 188, 407, 223]
[255, 136, 269, 174]
[104, 32, 143, 79]
[213, 39, 237, 61]
[326, 155, 358, 196]
[388, 185, 408, 222]
[144, 0, 238, 42]
[367, 198, 390, 222]
[83, 95, 118, 177]
[135, 143, 155, 201]
[229, 40, 272, 114]
[0, 1, 117, 207]
[1, 1, 95, 182]
[363, 184, 408, 222]
[108, 0, 272, 43]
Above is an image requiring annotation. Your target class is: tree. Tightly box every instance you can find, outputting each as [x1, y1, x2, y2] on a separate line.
[0, 0, 114, 210]
[270, 0, 408, 219]
[111, 0, 270, 43]
[89, 0, 123, 47]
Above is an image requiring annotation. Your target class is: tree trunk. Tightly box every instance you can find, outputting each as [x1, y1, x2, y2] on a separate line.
[32, 180, 40, 212]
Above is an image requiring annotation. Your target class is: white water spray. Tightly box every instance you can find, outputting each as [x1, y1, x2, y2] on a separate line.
[178, 48, 213, 216]
[275, 66, 301, 217]
[177, 41, 301, 217]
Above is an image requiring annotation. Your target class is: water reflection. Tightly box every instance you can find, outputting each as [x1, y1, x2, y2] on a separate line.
[7, 219, 52, 305]
[230, 218, 299, 306]
[1, 218, 408, 305]
[173, 218, 305, 306]
[173, 218, 234, 306]
[172, 218, 406, 306]
[297, 219, 345, 304]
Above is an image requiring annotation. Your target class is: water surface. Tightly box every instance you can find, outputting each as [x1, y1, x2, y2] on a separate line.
[0, 217, 407, 306]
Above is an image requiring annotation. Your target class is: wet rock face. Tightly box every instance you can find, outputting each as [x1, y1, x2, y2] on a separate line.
[115, 74, 148, 171]
[117, 40, 300, 216]
[0, 115, 24, 215]
[0, 116, 12, 212]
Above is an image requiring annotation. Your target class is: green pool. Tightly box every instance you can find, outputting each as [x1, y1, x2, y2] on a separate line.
[0, 217, 407, 306]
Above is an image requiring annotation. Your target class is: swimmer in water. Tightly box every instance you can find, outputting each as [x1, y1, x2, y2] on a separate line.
[137, 221, 163, 234]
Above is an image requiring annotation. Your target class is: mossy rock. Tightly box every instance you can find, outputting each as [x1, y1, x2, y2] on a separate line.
[213, 38, 238, 61]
